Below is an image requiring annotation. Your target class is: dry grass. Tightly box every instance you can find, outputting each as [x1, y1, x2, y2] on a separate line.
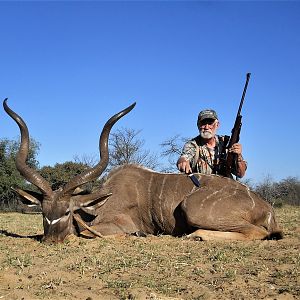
[0, 206, 299, 300]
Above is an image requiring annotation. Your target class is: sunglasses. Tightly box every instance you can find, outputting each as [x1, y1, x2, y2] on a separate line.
[199, 118, 216, 126]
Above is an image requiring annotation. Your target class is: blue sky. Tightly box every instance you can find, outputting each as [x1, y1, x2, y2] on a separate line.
[1, 1, 299, 184]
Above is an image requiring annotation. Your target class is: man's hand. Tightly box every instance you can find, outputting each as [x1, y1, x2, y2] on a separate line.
[228, 143, 242, 156]
[177, 157, 192, 174]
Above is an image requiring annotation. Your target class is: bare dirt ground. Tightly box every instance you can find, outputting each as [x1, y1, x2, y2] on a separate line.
[0, 205, 299, 300]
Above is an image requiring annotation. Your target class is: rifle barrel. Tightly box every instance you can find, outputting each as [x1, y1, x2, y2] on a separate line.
[237, 73, 251, 117]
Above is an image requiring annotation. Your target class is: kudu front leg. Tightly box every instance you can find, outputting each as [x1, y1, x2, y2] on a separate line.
[80, 214, 140, 238]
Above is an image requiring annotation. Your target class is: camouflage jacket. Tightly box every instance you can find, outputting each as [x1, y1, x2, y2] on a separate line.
[180, 135, 246, 177]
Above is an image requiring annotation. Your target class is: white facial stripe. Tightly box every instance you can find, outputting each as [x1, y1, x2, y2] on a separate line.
[85, 206, 94, 210]
[51, 217, 62, 225]
[45, 215, 69, 225]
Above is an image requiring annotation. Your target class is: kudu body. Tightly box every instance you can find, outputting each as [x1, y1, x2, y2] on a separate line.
[88, 165, 282, 241]
[4, 99, 282, 243]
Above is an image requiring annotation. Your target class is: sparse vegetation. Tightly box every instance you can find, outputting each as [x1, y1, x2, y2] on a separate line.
[255, 175, 300, 206]
[0, 205, 299, 299]
[108, 127, 160, 172]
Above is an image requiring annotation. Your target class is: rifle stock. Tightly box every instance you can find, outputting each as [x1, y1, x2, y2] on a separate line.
[220, 73, 251, 178]
[224, 116, 242, 177]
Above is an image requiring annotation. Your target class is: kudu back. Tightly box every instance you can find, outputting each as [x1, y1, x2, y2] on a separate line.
[4, 99, 282, 242]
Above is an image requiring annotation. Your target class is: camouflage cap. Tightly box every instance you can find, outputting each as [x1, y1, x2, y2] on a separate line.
[197, 109, 218, 123]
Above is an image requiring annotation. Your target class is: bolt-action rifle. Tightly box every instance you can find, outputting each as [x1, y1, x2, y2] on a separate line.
[219, 73, 251, 178]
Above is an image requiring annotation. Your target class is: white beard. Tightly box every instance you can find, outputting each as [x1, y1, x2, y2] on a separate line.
[200, 130, 214, 139]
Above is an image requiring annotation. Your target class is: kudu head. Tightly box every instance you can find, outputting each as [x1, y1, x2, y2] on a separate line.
[3, 99, 136, 243]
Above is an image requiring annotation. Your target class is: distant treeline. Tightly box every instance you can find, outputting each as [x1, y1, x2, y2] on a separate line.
[1, 134, 299, 212]
[251, 176, 300, 207]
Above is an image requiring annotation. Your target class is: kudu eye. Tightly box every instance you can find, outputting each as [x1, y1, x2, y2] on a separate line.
[65, 208, 71, 216]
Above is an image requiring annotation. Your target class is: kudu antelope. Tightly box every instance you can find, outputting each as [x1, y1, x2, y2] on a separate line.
[4, 99, 282, 243]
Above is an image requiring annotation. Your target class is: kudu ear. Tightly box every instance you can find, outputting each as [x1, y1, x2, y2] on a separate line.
[72, 190, 112, 214]
[72, 190, 112, 209]
[11, 187, 43, 206]
[80, 192, 112, 208]
[73, 192, 112, 230]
